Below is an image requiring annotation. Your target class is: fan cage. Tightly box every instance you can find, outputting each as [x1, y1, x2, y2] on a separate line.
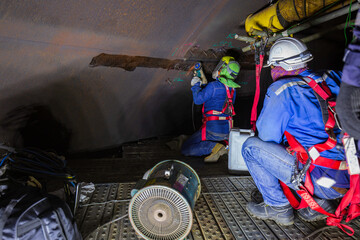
[129, 185, 193, 240]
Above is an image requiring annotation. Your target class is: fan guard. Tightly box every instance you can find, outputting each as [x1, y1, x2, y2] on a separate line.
[129, 185, 193, 240]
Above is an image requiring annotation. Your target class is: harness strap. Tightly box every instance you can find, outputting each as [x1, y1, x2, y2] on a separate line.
[225, 85, 235, 115]
[204, 116, 232, 121]
[281, 174, 355, 236]
[285, 131, 347, 170]
[201, 85, 234, 141]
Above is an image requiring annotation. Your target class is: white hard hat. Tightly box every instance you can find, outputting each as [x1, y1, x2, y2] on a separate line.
[267, 37, 313, 71]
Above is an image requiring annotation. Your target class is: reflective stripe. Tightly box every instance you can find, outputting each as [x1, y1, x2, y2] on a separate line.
[275, 78, 322, 95]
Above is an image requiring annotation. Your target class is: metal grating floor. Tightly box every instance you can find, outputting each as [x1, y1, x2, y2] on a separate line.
[75, 176, 360, 240]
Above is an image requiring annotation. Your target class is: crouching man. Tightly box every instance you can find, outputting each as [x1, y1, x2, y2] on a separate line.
[242, 37, 350, 225]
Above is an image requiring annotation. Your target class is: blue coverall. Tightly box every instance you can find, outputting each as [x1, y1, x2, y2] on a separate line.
[181, 80, 235, 156]
[242, 70, 350, 206]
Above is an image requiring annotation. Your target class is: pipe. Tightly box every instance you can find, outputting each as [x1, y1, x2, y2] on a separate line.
[234, 35, 256, 43]
[300, 22, 347, 43]
[245, 0, 341, 36]
[241, 3, 360, 52]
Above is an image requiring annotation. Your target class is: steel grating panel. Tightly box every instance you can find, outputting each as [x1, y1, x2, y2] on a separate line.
[76, 177, 360, 240]
[202, 194, 235, 240]
[194, 195, 227, 240]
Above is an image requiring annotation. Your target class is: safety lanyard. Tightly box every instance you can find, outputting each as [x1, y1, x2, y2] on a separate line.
[250, 41, 266, 131]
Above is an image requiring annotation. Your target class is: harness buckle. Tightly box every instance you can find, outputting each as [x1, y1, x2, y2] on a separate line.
[291, 151, 312, 190]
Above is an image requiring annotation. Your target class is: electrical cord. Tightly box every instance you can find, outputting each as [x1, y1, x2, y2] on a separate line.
[84, 214, 128, 240]
[79, 199, 131, 207]
[344, 0, 354, 46]
[7, 148, 75, 179]
[304, 226, 335, 239]
[192, 101, 196, 131]
[1, 146, 76, 183]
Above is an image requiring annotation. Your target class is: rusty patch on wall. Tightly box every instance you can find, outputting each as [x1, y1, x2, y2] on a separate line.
[89, 47, 255, 74]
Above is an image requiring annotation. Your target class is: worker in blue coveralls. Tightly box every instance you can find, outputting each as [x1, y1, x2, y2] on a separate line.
[241, 37, 350, 225]
[337, 8, 360, 150]
[181, 56, 241, 162]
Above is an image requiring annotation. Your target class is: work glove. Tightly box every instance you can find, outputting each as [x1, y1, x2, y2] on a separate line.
[191, 76, 202, 86]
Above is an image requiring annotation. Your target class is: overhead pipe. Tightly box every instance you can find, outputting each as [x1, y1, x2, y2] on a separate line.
[245, 0, 341, 36]
[301, 22, 347, 43]
[239, 2, 360, 52]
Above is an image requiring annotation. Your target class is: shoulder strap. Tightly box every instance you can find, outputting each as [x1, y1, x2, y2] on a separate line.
[302, 76, 340, 129]
[223, 85, 235, 116]
[0, 194, 26, 239]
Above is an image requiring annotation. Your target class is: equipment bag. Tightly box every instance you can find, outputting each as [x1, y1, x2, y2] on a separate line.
[0, 187, 82, 240]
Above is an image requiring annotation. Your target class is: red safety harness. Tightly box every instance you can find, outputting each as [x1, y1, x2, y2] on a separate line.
[201, 85, 235, 141]
[279, 76, 360, 236]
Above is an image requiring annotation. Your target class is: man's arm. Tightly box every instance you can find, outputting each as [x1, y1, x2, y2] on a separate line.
[191, 82, 214, 105]
[257, 87, 291, 144]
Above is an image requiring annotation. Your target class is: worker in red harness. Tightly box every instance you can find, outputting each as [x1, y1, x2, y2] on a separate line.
[181, 56, 240, 162]
[241, 37, 350, 226]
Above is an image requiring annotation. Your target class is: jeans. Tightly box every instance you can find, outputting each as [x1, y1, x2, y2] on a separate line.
[242, 137, 344, 207]
[181, 129, 228, 156]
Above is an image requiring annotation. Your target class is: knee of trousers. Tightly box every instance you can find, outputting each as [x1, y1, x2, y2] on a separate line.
[241, 136, 262, 160]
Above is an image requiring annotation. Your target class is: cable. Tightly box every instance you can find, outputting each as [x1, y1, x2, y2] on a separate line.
[3, 147, 75, 181]
[344, 0, 354, 46]
[84, 214, 128, 240]
[192, 101, 196, 131]
[202, 191, 241, 195]
[304, 226, 334, 239]
[0, 154, 10, 167]
[0, 143, 16, 153]
[79, 199, 130, 207]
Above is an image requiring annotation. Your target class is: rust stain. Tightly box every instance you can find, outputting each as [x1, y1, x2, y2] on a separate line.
[89, 52, 255, 72]
[89, 53, 196, 71]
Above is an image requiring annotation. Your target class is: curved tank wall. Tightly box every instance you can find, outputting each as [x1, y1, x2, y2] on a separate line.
[0, 0, 345, 153]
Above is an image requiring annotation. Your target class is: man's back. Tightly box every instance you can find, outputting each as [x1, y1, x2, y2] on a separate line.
[191, 80, 236, 117]
[257, 70, 343, 160]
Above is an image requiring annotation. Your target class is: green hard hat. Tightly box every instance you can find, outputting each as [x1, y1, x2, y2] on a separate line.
[218, 56, 240, 79]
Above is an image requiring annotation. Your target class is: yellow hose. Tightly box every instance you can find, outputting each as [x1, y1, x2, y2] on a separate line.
[245, 0, 340, 36]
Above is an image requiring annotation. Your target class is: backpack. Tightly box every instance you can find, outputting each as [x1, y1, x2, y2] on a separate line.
[0, 187, 82, 240]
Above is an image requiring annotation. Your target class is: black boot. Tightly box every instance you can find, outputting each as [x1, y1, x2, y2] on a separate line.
[246, 202, 294, 225]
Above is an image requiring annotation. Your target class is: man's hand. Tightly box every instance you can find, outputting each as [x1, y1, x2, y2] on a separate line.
[191, 77, 202, 86]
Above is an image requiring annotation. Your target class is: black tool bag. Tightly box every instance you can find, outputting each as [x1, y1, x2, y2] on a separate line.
[0, 187, 82, 240]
